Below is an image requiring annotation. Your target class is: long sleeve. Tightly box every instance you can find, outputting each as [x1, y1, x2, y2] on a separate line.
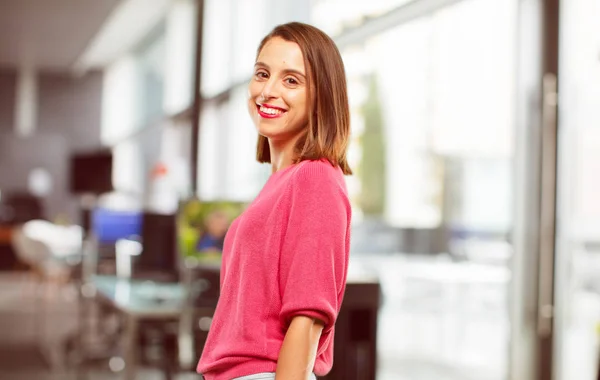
[278, 161, 351, 339]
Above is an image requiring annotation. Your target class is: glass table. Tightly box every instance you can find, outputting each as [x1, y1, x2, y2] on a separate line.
[87, 275, 186, 380]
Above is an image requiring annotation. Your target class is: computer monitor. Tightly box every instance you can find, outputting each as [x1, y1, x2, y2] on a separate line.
[177, 199, 246, 259]
[91, 208, 143, 244]
[69, 151, 113, 195]
[134, 212, 178, 281]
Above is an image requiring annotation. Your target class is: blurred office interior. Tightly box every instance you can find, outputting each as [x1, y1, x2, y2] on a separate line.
[0, 0, 599, 379]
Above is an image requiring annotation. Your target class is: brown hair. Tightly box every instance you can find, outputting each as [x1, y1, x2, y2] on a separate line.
[254, 22, 352, 175]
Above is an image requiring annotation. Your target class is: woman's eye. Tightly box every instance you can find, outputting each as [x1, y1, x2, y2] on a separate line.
[285, 77, 298, 85]
[255, 71, 268, 79]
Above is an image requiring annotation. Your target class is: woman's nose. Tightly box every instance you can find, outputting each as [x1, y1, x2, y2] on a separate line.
[260, 78, 278, 100]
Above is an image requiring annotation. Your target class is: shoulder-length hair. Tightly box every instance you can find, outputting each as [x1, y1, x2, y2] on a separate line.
[254, 22, 352, 175]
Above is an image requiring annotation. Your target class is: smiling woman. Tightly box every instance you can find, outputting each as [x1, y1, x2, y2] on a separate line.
[196, 22, 352, 380]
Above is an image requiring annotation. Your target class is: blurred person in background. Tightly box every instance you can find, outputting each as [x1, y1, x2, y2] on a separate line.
[197, 22, 353, 380]
[196, 209, 230, 252]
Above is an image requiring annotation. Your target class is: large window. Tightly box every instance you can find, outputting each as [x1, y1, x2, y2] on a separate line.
[339, 0, 515, 234]
[326, 0, 516, 378]
[311, 0, 416, 36]
[101, 1, 197, 203]
[197, 86, 268, 201]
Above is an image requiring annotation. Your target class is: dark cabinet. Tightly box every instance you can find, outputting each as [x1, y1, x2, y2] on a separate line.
[322, 280, 381, 380]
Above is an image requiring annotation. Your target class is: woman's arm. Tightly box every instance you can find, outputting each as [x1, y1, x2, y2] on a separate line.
[275, 316, 325, 380]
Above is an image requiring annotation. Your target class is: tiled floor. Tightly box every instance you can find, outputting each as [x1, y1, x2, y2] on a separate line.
[0, 253, 512, 380]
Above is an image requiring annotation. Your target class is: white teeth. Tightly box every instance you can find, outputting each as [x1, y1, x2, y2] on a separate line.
[259, 106, 283, 115]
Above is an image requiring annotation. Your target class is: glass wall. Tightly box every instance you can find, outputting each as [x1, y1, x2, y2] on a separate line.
[101, 0, 197, 210]
[311, 0, 416, 36]
[555, 0, 600, 378]
[335, 0, 515, 231]
[322, 1, 516, 378]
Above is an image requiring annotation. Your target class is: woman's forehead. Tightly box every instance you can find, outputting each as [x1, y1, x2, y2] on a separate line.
[257, 37, 305, 73]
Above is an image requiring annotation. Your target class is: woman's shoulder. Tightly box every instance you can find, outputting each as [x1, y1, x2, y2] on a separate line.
[290, 159, 347, 193]
[292, 158, 342, 179]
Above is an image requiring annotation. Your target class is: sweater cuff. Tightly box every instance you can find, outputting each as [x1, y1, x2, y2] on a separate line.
[283, 310, 334, 333]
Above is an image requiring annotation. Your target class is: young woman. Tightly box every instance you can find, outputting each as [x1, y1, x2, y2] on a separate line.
[197, 22, 352, 380]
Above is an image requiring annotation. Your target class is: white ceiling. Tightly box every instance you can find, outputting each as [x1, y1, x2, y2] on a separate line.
[0, 0, 121, 70]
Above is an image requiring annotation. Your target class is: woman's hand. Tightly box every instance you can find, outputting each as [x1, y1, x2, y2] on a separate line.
[275, 315, 324, 380]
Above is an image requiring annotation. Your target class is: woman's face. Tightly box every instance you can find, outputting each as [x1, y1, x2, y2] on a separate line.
[248, 37, 309, 143]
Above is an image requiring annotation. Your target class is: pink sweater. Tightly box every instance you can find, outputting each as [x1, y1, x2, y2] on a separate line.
[197, 159, 352, 380]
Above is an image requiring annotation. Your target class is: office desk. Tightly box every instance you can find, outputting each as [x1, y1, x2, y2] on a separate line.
[90, 276, 185, 380]
[92, 275, 185, 318]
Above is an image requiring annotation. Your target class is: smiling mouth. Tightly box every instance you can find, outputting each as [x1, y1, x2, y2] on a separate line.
[257, 104, 286, 118]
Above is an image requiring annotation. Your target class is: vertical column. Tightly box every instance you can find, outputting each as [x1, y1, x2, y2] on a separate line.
[15, 66, 38, 138]
[510, 0, 560, 379]
[190, 0, 205, 194]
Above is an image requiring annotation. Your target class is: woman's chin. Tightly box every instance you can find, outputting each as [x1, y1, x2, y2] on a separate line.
[256, 125, 282, 140]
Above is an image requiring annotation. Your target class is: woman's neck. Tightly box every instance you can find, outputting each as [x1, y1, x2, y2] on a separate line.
[268, 135, 301, 173]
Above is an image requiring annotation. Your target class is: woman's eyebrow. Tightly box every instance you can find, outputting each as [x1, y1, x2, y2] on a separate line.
[254, 61, 269, 69]
[254, 61, 305, 78]
[282, 68, 306, 78]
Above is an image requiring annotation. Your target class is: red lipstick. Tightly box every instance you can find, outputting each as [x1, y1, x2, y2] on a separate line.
[257, 103, 286, 119]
